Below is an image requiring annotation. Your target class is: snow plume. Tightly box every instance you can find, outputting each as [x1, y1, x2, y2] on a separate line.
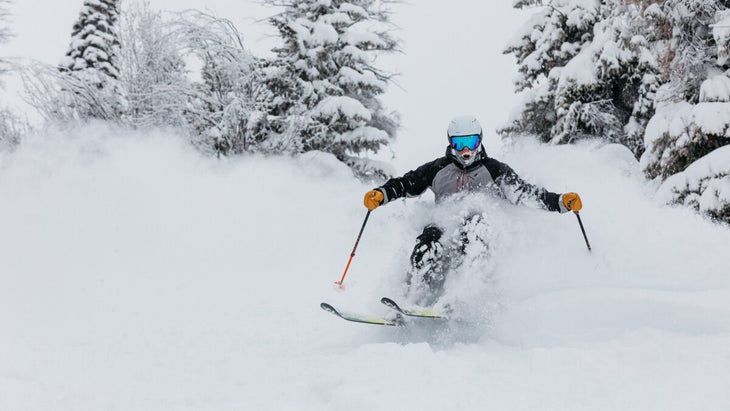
[4, 126, 730, 410]
[425, 195, 506, 343]
[383, 194, 506, 344]
[413, 196, 504, 309]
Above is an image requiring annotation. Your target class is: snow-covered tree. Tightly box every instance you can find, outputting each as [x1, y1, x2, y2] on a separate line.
[117, 1, 191, 129]
[505, 0, 730, 222]
[172, 10, 259, 156]
[640, 1, 730, 222]
[503, 0, 665, 156]
[26, 3, 259, 152]
[0, 0, 24, 150]
[48, 0, 123, 120]
[23, 62, 123, 121]
[501, 0, 603, 142]
[552, 2, 667, 156]
[0, 107, 24, 150]
[0, 0, 12, 77]
[256, 0, 400, 179]
[62, 0, 121, 81]
[640, 1, 728, 179]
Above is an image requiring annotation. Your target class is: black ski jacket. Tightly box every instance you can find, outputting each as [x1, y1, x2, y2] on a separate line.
[376, 146, 565, 212]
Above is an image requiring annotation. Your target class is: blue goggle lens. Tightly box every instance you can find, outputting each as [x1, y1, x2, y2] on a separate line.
[450, 135, 481, 151]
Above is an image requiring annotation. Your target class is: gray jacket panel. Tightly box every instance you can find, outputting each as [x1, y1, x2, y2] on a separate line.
[431, 162, 498, 202]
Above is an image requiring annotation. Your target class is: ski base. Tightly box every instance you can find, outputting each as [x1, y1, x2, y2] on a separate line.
[320, 302, 401, 326]
[380, 297, 444, 318]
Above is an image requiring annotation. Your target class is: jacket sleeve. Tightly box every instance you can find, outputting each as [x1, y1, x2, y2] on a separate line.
[485, 159, 564, 212]
[376, 157, 450, 204]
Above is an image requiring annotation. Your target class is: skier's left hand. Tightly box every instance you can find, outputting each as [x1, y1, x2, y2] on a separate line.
[562, 192, 582, 212]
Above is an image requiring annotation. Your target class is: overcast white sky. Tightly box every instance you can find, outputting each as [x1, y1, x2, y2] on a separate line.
[0, 0, 528, 171]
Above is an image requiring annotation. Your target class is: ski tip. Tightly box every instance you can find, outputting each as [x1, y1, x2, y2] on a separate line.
[320, 302, 400, 326]
[320, 302, 336, 312]
[321, 302, 350, 321]
[320, 302, 342, 318]
[380, 297, 400, 310]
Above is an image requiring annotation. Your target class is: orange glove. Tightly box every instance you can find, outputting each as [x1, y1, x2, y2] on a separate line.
[562, 192, 582, 212]
[364, 190, 384, 211]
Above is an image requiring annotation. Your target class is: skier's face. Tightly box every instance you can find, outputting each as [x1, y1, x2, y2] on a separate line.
[449, 134, 481, 166]
[457, 146, 476, 162]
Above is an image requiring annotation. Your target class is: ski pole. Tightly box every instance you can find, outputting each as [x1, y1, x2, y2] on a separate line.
[335, 210, 371, 288]
[574, 211, 591, 251]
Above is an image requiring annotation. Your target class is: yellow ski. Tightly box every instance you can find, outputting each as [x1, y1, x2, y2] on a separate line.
[380, 297, 444, 319]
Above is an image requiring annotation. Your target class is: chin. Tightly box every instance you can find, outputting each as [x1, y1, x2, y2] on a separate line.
[459, 156, 476, 166]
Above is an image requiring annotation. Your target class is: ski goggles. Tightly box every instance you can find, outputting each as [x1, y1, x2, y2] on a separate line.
[449, 134, 481, 151]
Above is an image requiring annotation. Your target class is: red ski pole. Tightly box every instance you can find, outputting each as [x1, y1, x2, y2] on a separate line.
[334, 210, 371, 288]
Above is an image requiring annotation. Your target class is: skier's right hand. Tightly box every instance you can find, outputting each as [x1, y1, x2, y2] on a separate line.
[562, 192, 582, 212]
[364, 190, 384, 210]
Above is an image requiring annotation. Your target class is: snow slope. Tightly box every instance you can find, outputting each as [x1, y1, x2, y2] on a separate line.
[2, 1, 730, 409]
[1, 126, 730, 410]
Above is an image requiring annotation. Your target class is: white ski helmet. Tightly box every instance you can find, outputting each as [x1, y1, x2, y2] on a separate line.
[447, 115, 483, 166]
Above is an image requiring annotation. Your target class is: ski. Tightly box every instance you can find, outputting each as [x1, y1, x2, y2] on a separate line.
[320, 302, 401, 326]
[380, 297, 444, 319]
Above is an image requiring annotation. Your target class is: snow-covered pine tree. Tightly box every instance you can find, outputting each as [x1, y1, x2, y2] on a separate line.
[503, 0, 664, 157]
[56, 0, 122, 120]
[640, 0, 730, 223]
[501, 0, 603, 143]
[505, 0, 730, 222]
[640, 1, 727, 179]
[552, 1, 668, 156]
[62, 0, 121, 81]
[255, 0, 400, 179]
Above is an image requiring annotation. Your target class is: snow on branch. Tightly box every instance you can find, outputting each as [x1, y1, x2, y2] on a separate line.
[658, 144, 730, 224]
[0, 0, 12, 77]
[22, 63, 122, 122]
[169, 10, 259, 155]
[257, 0, 400, 179]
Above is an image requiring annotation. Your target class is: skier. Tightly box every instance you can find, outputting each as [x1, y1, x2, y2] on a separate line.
[363, 115, 582, 304]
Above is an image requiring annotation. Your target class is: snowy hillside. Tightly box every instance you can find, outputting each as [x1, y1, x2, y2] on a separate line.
[1, 126, 730, 410]
[2, 0, 730, 409]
